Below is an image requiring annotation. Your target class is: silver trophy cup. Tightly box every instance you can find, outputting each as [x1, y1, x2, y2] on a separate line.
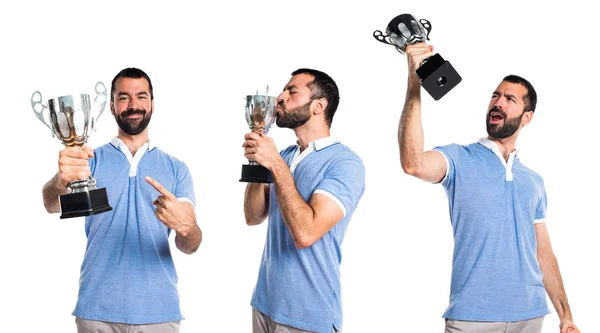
[240, 89, 278, 183]
[373, 13, 462, 100]
[32, 82, 113, 219]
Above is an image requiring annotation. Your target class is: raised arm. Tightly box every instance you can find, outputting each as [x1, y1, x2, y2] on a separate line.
[398, 43, 447, 183]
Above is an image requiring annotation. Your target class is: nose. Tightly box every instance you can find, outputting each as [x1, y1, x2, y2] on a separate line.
[276, 94, 286, 107]
[128, 97, 140, 109]
[493, 96, 505, 110]
[277, 89, 291, 101]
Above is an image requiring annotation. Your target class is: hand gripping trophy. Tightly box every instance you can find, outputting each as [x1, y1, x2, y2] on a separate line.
[31, 82, 112, 219]
[240, 86, 277, 183]
[374, 13, 462, 100]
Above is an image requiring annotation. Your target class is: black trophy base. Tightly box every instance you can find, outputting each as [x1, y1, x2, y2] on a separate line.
[240, 164, 273, 183]
[59, 187, 112, 219]
[416, 53, 462, 100]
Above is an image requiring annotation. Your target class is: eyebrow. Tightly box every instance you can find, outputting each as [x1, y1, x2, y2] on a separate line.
[284, 85, 298, 91]
[492, 91, 517, 100]
[116, 91, 149, 97]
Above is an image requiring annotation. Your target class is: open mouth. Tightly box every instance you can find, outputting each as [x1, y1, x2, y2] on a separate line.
[489, 112, 504, 125]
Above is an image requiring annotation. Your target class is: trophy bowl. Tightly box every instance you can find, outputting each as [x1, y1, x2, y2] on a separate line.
[32, 82, 112, 219]
[240, 93, 278, 183]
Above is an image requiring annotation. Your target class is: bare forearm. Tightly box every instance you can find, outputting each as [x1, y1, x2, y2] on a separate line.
[398, 76, 425, 174]
[244, 183, 269, 225]
[539, 252, 573, 321]
[175, 221, 202, 254]
[271, 162, 314, 248]
[42, 173, 68, 213]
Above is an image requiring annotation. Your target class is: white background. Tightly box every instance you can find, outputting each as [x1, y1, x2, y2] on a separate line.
[0, 1, 597, 332]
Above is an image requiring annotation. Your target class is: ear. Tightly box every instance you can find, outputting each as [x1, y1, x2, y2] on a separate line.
[521, 111, 534, 127]
[110, 101, 115, 116]
[151, 99, 155, 112]
[312, 98, 328, 115]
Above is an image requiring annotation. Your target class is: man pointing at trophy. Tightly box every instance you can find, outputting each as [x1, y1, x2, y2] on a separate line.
[41, 67, 201, 333]
[398, 42, 580, 333]
[243, 68, 365, 333]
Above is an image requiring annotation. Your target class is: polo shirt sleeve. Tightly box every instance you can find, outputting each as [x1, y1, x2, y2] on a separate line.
[432, 143, 461, 189]
[534, 184, 547, 224]
[174, 161, 196, 207]
[314, 155, 365, 217]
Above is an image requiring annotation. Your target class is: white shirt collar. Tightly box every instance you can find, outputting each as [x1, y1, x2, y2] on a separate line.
[477, 137, 519, 181]
[290, 136, 339, 173]
[296, 136, 340, 152]
[110, 136, 156, 152]
[477, 137, 519, 158]
[109, 137, 156, 177]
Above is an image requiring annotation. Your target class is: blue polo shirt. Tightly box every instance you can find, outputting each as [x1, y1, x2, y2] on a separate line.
[433, 138, 550, 322]
[251, 137, 366, 333]
[73, 137, 195, 324]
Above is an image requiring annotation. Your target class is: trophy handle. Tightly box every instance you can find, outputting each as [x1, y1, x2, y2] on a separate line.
[94, 81, 108, 118]
[419, 19, 432, 40]
[31, 91, 54, 137]
[92, 81, 108, 132]
[373, 30, 394, 46]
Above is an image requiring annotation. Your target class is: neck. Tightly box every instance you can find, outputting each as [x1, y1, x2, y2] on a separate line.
[487, 135, 517, 161]
[117, 129, 150, 155]
[293, 121, 330, 152]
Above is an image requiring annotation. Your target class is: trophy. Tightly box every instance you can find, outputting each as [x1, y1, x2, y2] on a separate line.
[31, 82, 113, 219]
[374, 14, 462, 100]
[240, 87, 278, 183]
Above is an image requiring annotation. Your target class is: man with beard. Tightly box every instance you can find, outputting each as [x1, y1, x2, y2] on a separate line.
[243, 68, 365, 333]
[398, 44, 580, 333]
[42, 67, 201, 333]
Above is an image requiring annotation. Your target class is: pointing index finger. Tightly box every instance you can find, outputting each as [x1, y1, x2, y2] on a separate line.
[145, 176, 170, 196]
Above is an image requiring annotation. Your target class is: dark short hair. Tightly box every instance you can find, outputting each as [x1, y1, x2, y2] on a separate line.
[291, 68, 340, 127]
[502, 74, 537, 112]
[110, 67, 154, 101]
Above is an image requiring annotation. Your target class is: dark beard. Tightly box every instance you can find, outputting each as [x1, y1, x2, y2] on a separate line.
[115, 108, 152, 135]
[486, 107, 524, 139]
[275, 101, 311, 129]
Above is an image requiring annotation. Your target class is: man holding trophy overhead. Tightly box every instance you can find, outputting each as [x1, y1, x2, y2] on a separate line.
[243, 68, 365, 333]
[397, 41, 581, 333]
[41, 67, 202, 333]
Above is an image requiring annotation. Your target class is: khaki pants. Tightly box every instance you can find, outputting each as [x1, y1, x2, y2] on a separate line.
[252, 308, 337, 333]
[76, 318, 180, 333]
[445, 316, 544, 333]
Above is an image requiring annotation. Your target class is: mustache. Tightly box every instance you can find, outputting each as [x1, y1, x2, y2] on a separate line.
[488, 106, 506, 118]
[120, 108, 146, 118]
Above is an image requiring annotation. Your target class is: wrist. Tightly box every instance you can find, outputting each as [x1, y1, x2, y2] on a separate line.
[54, 177, 69, 192]
[176, 219, 196, 237]
[270, 158, 289, 179]
[559, 311, 573, 322]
